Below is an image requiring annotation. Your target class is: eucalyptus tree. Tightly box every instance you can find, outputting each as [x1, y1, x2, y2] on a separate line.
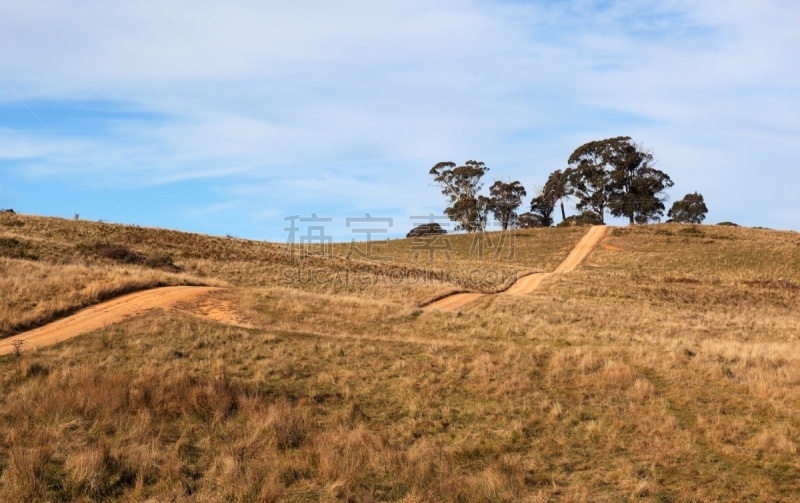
[567, 141, 612, 223]
[544, 169, 572, 223]
[605, 137, 673, 224]
[527, 186, 556, 227]
[487, 180, 527, 230]
[429, 160, 490, 233]
[568, 136, 673, 224]
[668, 192, 708, 224]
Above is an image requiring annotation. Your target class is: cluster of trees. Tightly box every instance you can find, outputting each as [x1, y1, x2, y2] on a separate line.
[429, 160, 526, 232]
[430, 136, 708, 231]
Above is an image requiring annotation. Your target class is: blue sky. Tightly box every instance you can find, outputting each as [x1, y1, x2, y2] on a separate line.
[1, 0, 798, 241]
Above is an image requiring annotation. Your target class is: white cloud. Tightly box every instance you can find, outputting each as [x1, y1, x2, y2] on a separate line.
[0, 0, 798, 236]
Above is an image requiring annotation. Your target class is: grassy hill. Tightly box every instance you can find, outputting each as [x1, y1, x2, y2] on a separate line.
[1, 213, 800, 501]
[0, 213, 586, 335]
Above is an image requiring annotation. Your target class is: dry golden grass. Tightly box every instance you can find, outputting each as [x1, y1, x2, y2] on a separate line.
[0, 258, 214, 337]
[331, 225, 587, 272]
[2, 216, 800, 501]
[602, 223, 800, 281]
[0, 213, 587, 323]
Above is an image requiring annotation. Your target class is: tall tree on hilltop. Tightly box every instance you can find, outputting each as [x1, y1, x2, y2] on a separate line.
[568, 136, 674, 225]
[429, 160, 489, 233]
[476, 195, 491, 231]
[544, 169, 572, 223]
[527, 184, 556, 227]
[517, 212, 540, 228]
[487, 180, 527, 230]
[605, 137, 674, 224]
[567, 141, 612, 224]
[668, 192, 708, 224]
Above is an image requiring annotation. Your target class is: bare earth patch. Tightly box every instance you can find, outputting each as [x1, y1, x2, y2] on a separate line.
[0, 287, 222, 355]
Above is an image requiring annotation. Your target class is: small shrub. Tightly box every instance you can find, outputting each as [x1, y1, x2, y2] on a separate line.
[406, 223, 447, 238]
[716, 221, 739, 227]
[86, 243, 145, 265]
[0, 237, 38, 260]
[25, 363, 50, 378]
[678, 226, 704, 237]
[557, 212, 603, 227]
[144, 252, 182, 272]
[12, 340, 25, 357]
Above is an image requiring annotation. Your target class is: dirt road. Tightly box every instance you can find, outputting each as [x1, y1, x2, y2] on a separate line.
[504, 273, 548, 295]
[0, 286, 224, 356]
[427, 225, 608, 310]
[552, 225, 608, 273]
[1, 226, 608, 353]
[424, 292, 486, 310]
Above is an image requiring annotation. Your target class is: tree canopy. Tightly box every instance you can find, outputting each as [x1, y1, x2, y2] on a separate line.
[544, 169, 572, 223]
[604, 137, 674, 224]
[487, 180, 526, 230]
[427, 138, 705, 232]
[567, 141, 611, 223]
[429, 160, 489, 233]
[527, 185, 556, 228]
[517, 212, 543, 228]
[668, 192, 708, 224]
[406, 223, 447, 238]
[568, 136, 673, 224]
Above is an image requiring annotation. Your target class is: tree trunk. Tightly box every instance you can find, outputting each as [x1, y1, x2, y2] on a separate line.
[560, 200, 566, 222]
[629, 214, 635, 225]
